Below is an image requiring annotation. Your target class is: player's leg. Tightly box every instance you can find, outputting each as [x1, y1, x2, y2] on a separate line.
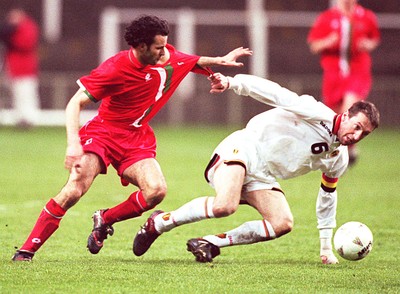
[201, 189, 293, 248]
[87, 158, 166, 254]
[12, 77, 40, 127]
[341, 71, 371, 166]
[322, 71, 343, 113]
[103, 158, 167, 224]
[157, 163, 244, 231]
[13, 153, 101, 261]
[92, 122, 164, 226]
[157, 162, 245, 232]
[341, 92, 360, 114]
[246, 189, 293, 237]
[185, 189, 293, 263]
[133, 162, 245, 256]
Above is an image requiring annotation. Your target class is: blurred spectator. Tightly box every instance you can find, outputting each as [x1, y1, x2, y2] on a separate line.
[307, 0, 380, 165]
[0, 8, 40, 128]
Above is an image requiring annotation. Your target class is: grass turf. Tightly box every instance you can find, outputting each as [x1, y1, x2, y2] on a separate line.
[0, 125, 399, 293]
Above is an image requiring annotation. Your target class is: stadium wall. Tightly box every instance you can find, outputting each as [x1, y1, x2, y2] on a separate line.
[0, 0, 399, 127]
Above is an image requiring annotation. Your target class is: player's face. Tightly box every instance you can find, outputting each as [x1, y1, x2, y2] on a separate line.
[337, 112, 374, 145]
[141, 35, 168, 65]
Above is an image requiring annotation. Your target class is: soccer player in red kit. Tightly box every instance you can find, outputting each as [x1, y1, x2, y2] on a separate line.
[12, 15, 252, 261]
[0, 8, 40, 127]
[307, 0, 380, 165]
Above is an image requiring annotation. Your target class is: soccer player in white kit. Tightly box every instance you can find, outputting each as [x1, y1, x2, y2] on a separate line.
[133, 72, 380, 264]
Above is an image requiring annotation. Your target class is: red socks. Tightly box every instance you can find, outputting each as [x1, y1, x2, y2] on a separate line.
[103, 191, 150, 225]
[19, 191, 149, 253]
[20, 198, 66, 253]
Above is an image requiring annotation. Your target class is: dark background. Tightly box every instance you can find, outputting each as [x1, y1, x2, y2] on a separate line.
[1, 0, 399, 125]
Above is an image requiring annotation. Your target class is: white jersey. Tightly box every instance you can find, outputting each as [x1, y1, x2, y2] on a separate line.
[225, 74, 348, 181]
[205, 74, 349, 232]
[247, 101, 347, 180]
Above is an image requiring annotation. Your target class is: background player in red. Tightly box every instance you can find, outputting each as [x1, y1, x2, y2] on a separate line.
[0, 8, 40, 128]
[307, 0, 380, 165]
[12, 15, 252, 261]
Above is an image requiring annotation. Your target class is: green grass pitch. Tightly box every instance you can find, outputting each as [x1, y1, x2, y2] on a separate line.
[0, 125, 399, 293]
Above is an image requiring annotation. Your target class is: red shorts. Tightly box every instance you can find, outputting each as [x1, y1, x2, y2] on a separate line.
[322, 70, 371, 110]
[79, 116, 156, 178]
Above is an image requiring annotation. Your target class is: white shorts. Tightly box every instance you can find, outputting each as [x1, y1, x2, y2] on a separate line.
[11, 76, 40, 124]
[204, 130, 282, 193]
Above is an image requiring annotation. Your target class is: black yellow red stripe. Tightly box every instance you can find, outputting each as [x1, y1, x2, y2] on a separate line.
[321, 173, 338, 192]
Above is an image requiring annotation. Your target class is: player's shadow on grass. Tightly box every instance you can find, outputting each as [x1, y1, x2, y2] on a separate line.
[117, 256, 320, 267]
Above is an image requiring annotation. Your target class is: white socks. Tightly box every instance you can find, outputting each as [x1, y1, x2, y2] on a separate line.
[203, 220, 276, 248]
[154, 197, 277, 249]
[154, 196, 215, 233]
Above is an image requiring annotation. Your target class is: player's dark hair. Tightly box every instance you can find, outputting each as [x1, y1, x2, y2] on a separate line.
[124, 15, 169, 47]
[348, 101, 380, 129]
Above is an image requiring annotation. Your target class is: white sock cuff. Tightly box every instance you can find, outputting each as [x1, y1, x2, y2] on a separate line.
[205, 197, 215, 218]
[264, 219, 276, 239]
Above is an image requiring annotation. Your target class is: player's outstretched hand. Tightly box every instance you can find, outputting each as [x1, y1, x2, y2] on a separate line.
[209, 72, 229, 94]
[220, 47, 252, 67]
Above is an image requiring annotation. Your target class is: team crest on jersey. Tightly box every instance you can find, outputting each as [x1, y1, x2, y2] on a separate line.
[145, 73, 152, 82]
[329, 150, 340, 158]
[84, 138, 93, 145]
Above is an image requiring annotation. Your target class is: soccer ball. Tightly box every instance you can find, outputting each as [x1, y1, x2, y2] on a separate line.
[333, 221, 373, 261]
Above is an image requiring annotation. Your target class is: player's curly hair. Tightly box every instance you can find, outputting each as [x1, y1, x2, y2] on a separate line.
[348, 101, 380, 129]
[124, 15, 169, 47]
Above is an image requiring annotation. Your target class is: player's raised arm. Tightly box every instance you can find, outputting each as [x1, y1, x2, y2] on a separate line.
[197, 47, 252, 67]
[64, 89, 92, 171]
[317, 173, 340, 264]
[211, 73, 321, 114]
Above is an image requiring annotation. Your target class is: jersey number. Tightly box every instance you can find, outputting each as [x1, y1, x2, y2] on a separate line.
[311, 142, 329, 154]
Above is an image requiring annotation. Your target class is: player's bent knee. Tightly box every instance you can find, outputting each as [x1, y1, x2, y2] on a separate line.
[271, 215, 294, 238]
[283, 218, 294, 235]
[212, 203, 237, 218]
[143, 184, 167, 207]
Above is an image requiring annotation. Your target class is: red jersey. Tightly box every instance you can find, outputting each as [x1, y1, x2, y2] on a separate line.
[308, 5, 380, 76]
[78, 44, 210, 128]
[6, 16, 39, 77]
